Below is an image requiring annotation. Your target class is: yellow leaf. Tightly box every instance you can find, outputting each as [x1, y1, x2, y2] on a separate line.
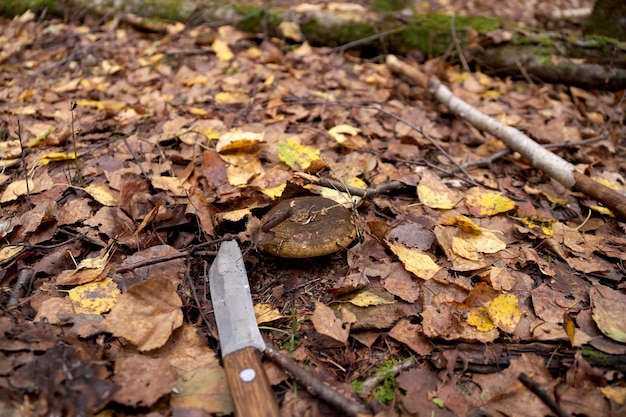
[452, 236, 480, 260]
[348, 291, 395, 307]
[278, 21, 303, 42]
[1, 179, 35, 202]
[387, 241, 440, 280]
[466, 231, 507, 254]
[487, 293, 522, 333]
[215, 91, 249, 106]
[212, 38, 233, 61]
[277, 139, 322, 170]
[0, 245, 24, 262]
[259, 183, 286, 199]
[68, 278, 120, 314]
[182, 76, 207, 86]
[312, 91, 336, 101]
[254, 303, 284, 324]
[26, 128, 52, 147]
[40, 152, 77, 165]
[418, 171, 461, 210]
[84, 183, 120, 206]
[320, 176, 365, 207]
[464, 187, 515, 216]
[327, 124, 360, 144]
[216, 130, 264, 153]
[514, 216, 556, 236]
[563, 312, 576, 346]
[440, 213, 483, 234]
[221, 153, 263, 187]
[600, 386, 626, 405]
[189, 107, 209, 116]
[467, 307, 496, 331]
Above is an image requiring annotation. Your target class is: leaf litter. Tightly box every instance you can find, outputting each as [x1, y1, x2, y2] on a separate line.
[0, 2, 625, 417]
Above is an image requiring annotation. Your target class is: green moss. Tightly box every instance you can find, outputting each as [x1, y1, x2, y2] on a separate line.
[371, 0, 412, 13]
[350, 379, 364, 395]
[0, 0, 58, 16]
[394, 14, 504, 56]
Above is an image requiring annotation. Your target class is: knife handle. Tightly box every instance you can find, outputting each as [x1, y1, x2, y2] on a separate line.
[223, 346, 280, 417]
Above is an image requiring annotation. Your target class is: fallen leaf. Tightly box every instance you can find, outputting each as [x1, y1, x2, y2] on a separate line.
[277, 139, 323, 171]
[487, 293, 522, 333]
[464, 187, 516, 216]
[113, 355, 176, 406]
[417, 171, 461, 209]
[590, 285, 626, 343]
[348, 290, 395, 307]
[387, 241, 441, 280]
[99, 276, 183, 351]
[311, 301, 356, 344]
[68, 278, 120, 314]
[254, 303, 284, 324]
[83, 183, 120, 206]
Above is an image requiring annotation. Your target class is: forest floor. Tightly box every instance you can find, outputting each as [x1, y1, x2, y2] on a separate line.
[1, 0, 625, 416]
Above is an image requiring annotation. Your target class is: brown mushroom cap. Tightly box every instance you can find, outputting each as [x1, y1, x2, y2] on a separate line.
[252, 196, 357, 258]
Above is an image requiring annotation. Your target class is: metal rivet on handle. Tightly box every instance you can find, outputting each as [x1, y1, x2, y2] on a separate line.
[239, 368, 256, 382]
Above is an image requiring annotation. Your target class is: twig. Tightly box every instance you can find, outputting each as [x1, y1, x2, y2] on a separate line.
[359, 358, 417, 396]
[114, 235, 235, 273]
[186, 257, 213, 331]
[386, 55, 626, 220]
[294, 173, 404, 198]
[518, 373, 571, 417]
[336, 27, 405, 56]
[286, 98, 479, 187]
[264, 341, 372, 417]
[121, 135, 148, 179]
[8, 266, 34, 309]
[16, 120, 31, 209]
[450, 13, 470, 73]
[70, 101, 84, 186]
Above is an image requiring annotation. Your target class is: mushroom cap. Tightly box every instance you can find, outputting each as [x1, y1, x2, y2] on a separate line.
[253, 196, 357, 258]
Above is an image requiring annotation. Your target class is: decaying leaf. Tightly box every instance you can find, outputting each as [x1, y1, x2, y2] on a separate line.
[68, 278, 120, 314]
[311, 301, 356, 344]
[99, 276, 183, 351]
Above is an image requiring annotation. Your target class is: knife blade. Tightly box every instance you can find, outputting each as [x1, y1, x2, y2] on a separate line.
[209, 240, 280, 417]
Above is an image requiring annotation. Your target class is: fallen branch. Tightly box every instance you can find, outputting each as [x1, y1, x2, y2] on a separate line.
[386, 55, 626, 221]
[264, 341, 372, 417]
[519, 373, 571, 417]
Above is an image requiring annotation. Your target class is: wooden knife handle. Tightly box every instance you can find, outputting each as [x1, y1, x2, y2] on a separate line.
[223, 346, 280, 417]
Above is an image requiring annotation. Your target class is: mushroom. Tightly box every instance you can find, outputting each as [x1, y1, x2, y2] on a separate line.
[249, 196, 357, 258]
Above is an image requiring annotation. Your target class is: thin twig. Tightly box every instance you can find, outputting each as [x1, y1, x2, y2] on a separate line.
[8, 267, 34, 309]
[294, 173, 404, 198]
[450, 13, 470, 73]
[336, 27, 405, 56]
[186, 256, 213, 331]
[121, 135, 148, 179]
[519, 373, 571, 417]
[264, 341, 372, 417]
[114, 236, 235, 273]
[16, 120, 31, 208]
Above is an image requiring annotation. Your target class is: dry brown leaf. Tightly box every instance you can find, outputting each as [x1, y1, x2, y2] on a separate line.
[311, 301, 356, 344]
[99, 276, 183, 351]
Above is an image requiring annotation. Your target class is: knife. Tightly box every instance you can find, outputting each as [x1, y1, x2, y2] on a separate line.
[209, 240, 280, 417]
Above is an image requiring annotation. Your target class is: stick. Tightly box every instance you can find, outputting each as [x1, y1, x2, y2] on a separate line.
[263, 341, 372, 417]
[519, 373, 571, 417]
[294, 173, 404, 198]
[386, 55, 626, 221]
